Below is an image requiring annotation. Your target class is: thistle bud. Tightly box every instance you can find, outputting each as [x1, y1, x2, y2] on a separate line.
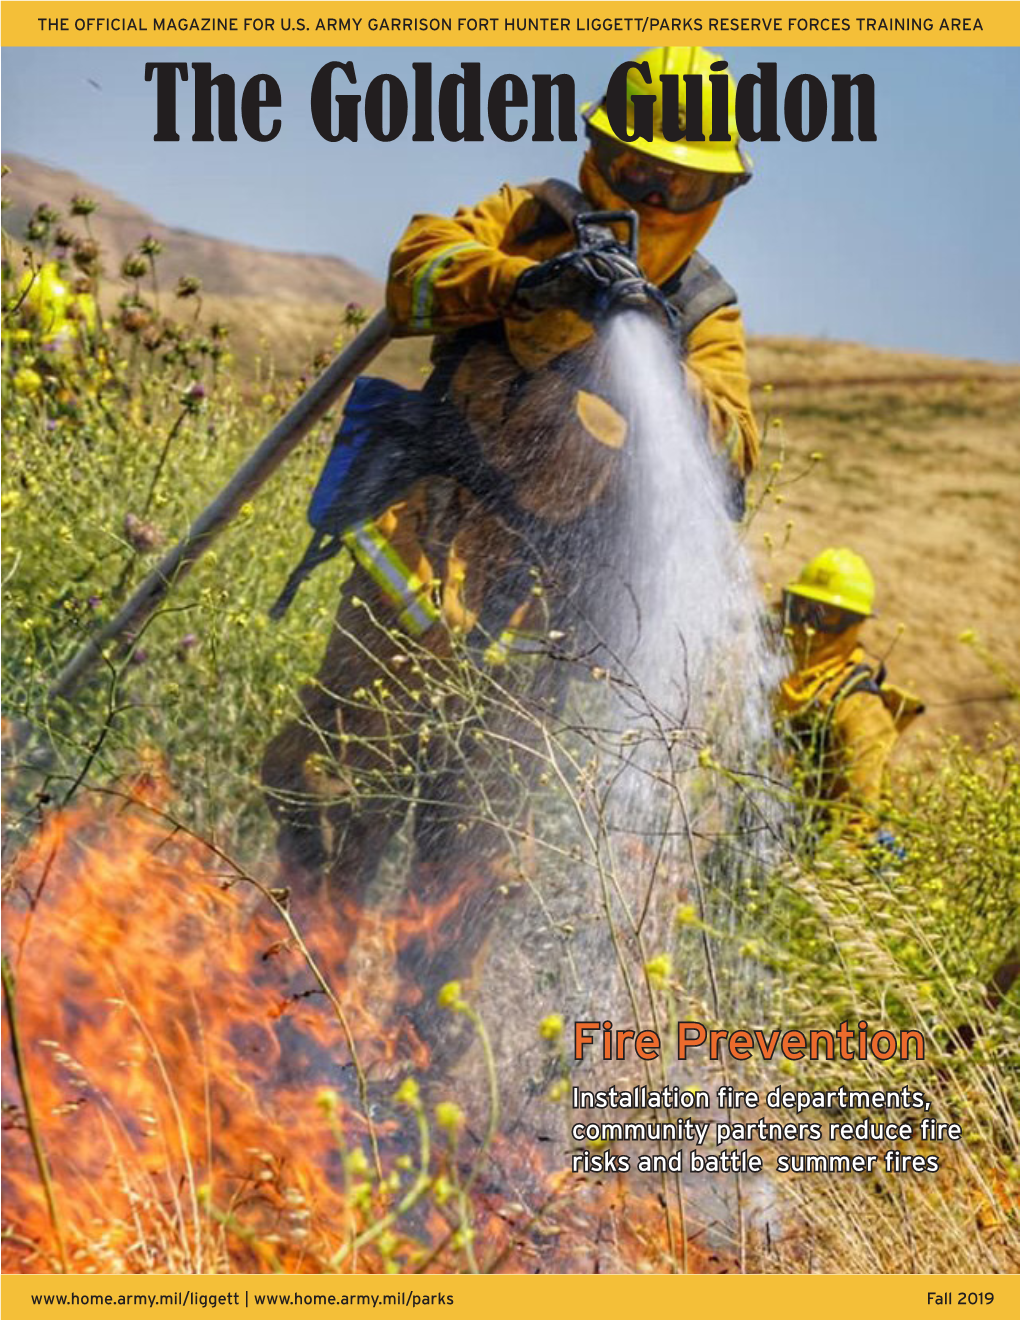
[119, 306, 150, 334]
[121, 254, 149, 281]
[72, 239, 100, 273]
[176, 274, 202, 299]
[123, 512, 163, 553]
[70, 194, 98, 217]
[182, 381, 206, 411]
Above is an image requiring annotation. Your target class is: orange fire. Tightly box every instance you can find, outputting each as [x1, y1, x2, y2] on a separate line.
[2, 784, 728, 1274]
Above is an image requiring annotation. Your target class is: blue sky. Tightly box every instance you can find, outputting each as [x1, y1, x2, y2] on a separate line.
[2, 44, 1018, 361]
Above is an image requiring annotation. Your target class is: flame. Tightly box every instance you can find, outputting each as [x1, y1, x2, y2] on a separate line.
[2, 785, 728, 1274]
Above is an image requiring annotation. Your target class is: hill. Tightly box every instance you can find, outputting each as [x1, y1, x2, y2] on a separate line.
[2, 152, 382, 375]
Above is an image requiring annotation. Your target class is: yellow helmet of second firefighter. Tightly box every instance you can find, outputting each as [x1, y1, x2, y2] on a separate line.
[582, 46, 751, 177]
[786, 548, 876, 618]
[16, 261, 97, 347]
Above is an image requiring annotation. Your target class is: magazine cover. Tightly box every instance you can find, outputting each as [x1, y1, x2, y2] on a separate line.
[2, 1, 1018, 1300]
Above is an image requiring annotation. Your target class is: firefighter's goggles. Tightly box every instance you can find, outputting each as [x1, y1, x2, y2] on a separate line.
[783, 592, 864, 634]
[591, 136, 750, 214]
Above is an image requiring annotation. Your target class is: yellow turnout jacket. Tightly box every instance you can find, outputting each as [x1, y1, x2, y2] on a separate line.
[346, 151, 760, 646]
[779, 629, 923, 833]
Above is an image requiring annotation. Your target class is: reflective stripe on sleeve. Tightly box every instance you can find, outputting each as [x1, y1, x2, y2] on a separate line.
[410, 241, 490, 332]
[344, 520, 440, 637]
[483, 628, 548, 667]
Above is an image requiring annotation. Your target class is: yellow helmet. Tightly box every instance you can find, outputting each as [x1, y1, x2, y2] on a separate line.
[582, 46, 751, 177]
[785, 548, 876, 618]
[17, 262, 97, 347]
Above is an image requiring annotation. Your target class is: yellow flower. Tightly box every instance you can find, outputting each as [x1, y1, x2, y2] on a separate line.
[437, 981, 465, 1011]
[435, 1101, 464, 1134]
[645, 954, 672, 983]
[346, 1147, 369, 1176]
[316, 1087, 339, 1115]
[14, 367, 43, 396]
[394, 1077, 420, 1108]
[539, 1013, 564, 1042]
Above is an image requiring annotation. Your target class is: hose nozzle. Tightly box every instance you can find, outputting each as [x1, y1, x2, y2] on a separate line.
[571, 209, 680, 339]
[603, 276, 683, 338]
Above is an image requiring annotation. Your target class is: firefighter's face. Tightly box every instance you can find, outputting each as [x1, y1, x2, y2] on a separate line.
[783, 593, 863, 635]
[591, 135, 748, 214]
[783, 593, 867, 667]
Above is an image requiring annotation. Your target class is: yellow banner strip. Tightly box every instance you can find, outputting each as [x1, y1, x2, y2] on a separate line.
[1, 3, 1017, 47]
[4, 1274, 1020, 1319]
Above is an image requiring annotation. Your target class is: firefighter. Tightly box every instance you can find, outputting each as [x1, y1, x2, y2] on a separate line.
[778, 547, 924, 845]
[262, 46, 761, 1053]
[13, 261, 97, 351]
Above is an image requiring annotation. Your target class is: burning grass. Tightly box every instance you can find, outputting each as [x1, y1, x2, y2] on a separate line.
[1, 780, 741, 1275]
[3, 749, 1017, 1273]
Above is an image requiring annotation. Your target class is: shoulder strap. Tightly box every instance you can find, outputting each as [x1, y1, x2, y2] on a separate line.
[661, 251, 738, 341]
[833, 661, 883, 704]
[517, 179, 584, 246]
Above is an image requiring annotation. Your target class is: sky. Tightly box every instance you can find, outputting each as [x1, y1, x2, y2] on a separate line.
[2, 43, 1018, 361]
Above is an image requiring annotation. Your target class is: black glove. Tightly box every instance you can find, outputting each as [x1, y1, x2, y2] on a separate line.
[513, 244, 644, 320]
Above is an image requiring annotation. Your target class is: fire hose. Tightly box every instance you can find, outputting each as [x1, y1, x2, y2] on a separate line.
[48, 309, 393, 701]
